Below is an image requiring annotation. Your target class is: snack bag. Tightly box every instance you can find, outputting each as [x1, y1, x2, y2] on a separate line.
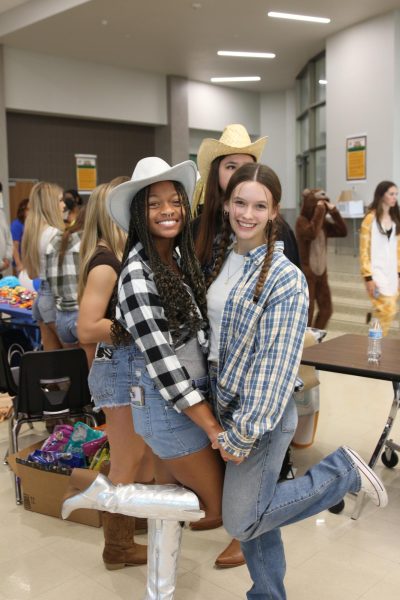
[41, 424, 74, 452]
[64, 421, 106, 454]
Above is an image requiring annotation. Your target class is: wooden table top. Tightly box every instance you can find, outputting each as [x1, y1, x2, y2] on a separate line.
[301, 334, 400, 382]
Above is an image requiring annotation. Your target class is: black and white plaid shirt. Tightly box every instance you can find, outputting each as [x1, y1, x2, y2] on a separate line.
[45, 231, 81, 311]
[116, 242, 206, 412]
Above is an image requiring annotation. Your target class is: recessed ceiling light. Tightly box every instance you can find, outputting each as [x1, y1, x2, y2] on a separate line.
[319, 79, 328, 85]
[101, 19, 108, 26]
[211, 76, 261, 83]
[267, 11, 330, 24]
[218, 50, 275, 59]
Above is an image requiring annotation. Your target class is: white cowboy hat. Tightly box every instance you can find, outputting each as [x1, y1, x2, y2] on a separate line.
[197, 124, 268, 182]
[107, 157, 197, 232]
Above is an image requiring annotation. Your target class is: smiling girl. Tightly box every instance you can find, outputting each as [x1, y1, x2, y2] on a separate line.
[207, 163, 388, 600]
[62, 158, 226, 598]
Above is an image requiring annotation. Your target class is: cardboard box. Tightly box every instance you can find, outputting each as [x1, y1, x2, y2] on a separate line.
[337, 190, 364, 218]
[7, 442, 102, 527]
[337, 199, 364, 217]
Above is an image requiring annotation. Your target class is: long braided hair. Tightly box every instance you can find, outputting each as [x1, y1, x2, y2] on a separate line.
[111, 181, 207, 346]
[207, 163, 282, 302]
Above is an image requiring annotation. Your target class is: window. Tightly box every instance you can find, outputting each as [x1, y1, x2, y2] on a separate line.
[296, 52, 326, 200]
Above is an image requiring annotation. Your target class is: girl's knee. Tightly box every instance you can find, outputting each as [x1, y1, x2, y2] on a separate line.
[223, 513, 254, 541]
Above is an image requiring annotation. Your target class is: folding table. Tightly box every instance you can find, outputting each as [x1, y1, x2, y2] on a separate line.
[301, 333, 400, 519]
[0, 302, 41, 349]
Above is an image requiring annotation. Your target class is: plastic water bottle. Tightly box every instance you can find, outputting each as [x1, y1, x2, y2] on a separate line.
[367, 318, 382, 364]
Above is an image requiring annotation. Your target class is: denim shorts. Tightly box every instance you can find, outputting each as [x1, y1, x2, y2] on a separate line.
[32, 280, 57, 324]
[88, 343, 138, 410]
[132, 361, 210, 460]
[56, 310, 78, 344]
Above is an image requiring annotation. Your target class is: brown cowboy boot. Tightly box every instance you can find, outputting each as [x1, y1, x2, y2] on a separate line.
[214, 538, 246, 569]
[99, 461, 148, 534]
[190, 516, 223, 530]
[102, 512, 147, 570]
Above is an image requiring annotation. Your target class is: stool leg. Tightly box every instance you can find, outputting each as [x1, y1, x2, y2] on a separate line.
[144, 519, 183, 600]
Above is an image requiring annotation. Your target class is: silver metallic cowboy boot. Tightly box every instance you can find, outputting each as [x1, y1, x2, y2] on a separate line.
[144, 519, 183, 600]
[62, 470, 205, 521]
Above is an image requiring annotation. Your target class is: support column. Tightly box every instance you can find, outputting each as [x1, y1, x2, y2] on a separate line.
[155, 75, 189, 165]
[0, 45, 9, 217]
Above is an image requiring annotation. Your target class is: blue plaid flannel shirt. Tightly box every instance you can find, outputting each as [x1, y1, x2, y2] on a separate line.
[215, 242, 309, 458]
[116, 242, 206, 412]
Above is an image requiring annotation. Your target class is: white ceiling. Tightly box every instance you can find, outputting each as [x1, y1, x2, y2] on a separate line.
[1, 0, 400, 92]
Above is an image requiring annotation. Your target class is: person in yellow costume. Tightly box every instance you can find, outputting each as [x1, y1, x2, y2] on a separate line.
[360, 180, 400, 335]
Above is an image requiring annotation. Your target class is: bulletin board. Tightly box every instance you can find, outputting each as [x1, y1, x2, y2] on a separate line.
[346, 135, 367, 181]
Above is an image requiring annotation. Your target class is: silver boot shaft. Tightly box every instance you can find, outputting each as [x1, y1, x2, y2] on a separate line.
[144, 519, 183, 600]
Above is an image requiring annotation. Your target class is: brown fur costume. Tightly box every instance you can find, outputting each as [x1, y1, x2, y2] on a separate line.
[296, 188, 347, 329]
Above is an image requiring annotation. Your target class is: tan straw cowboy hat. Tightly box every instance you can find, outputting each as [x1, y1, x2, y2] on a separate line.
[197, 124, 268, 181]
[107, 157, 197, 232]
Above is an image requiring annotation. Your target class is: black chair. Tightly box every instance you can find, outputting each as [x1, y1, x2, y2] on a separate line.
[7, 347, 97, 504]
[0, 334, 20, 467]
[0, 334, 19, 398]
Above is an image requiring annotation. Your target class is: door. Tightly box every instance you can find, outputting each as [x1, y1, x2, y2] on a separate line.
[8, 180, 37, 222]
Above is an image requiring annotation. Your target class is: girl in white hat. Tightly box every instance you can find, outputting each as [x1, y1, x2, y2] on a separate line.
[63, 157, 225, 599]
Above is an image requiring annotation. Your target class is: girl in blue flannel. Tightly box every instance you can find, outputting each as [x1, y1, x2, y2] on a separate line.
[207, 162, 388, 600]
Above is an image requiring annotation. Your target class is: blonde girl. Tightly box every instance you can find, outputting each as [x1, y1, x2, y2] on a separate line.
[22, 182, 65, 350]
[78, 179, 126, 366]
[77, 178, 150, 570]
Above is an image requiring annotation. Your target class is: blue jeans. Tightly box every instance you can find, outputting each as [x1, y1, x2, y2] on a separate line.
[209, 366, 361, 600]
[132, 365, 210, 460]
[32, 280, 57, 323]
[89, 342, 139, 410]
[56, 309, 78, 344]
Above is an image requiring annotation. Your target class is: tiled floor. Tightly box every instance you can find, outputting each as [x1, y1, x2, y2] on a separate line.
[1, 251, 399, 599]
[2, 372, 400, 599]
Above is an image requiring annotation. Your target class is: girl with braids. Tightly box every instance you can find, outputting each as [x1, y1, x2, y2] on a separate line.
[207, 162, 388, 600]
[360, 180, 400, 335]
[63, 158, 225, 597]
[192, 124, 300, 570]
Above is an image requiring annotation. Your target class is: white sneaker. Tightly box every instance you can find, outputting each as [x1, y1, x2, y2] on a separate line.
[342, 447, 388, 508]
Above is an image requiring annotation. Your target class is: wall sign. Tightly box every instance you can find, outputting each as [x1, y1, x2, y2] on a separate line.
[346, 135, 366, 181]
[75, 154, 97, 192]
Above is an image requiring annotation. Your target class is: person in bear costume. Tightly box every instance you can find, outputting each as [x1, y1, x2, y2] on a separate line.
[296, 188, 347, 329]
